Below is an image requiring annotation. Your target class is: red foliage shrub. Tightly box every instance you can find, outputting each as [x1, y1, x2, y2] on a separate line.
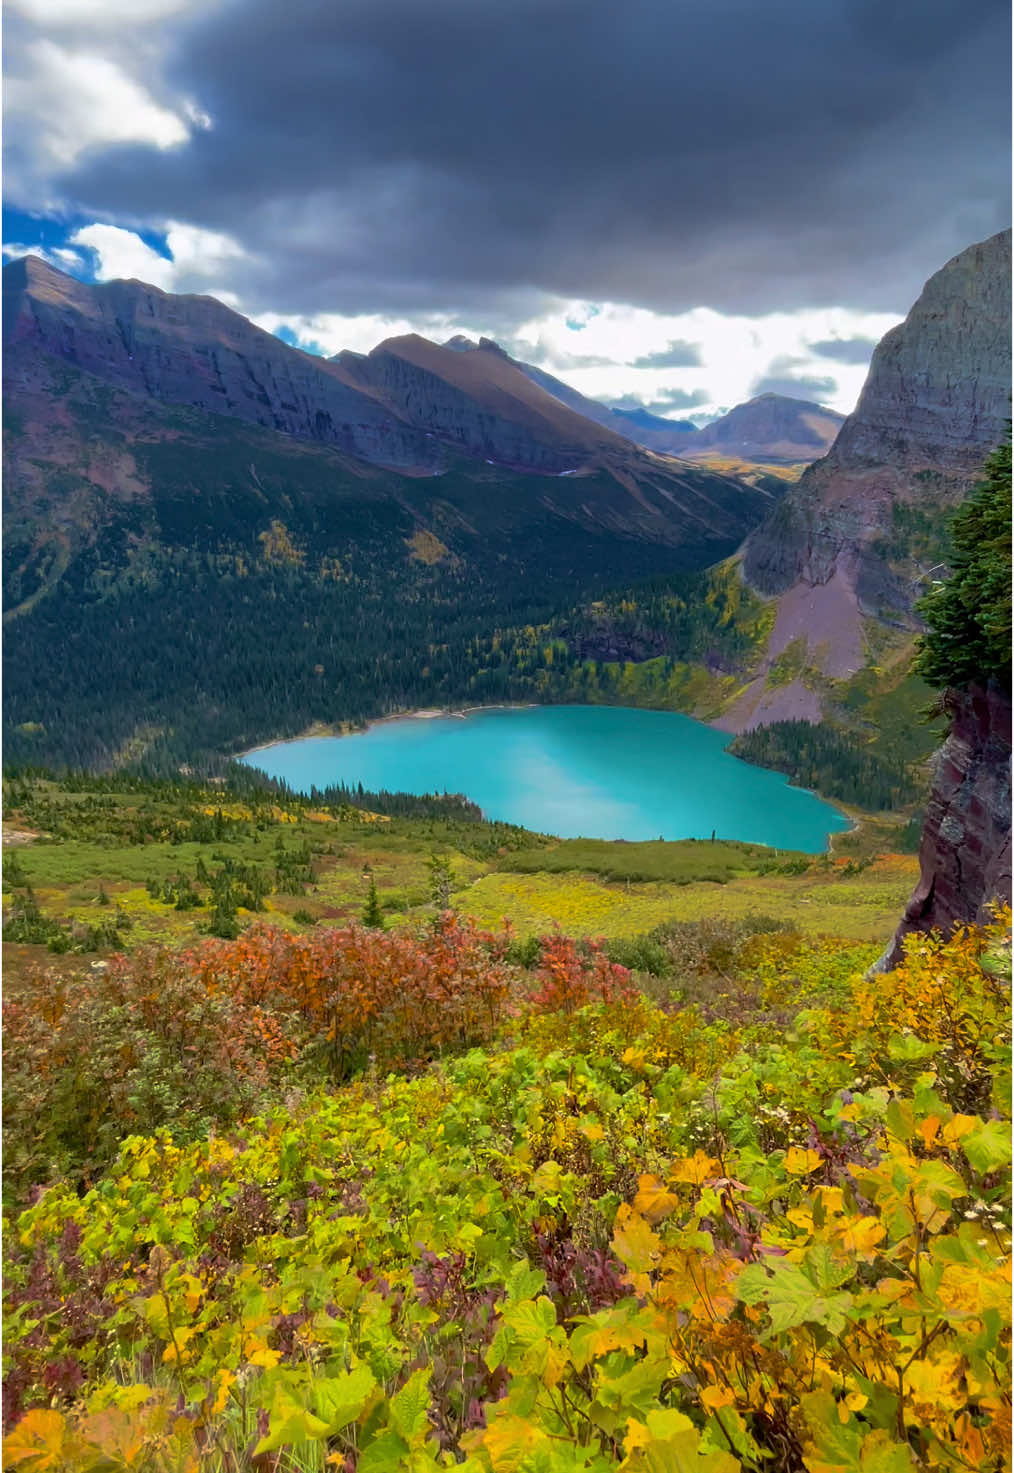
[526, 932, 636, 1015]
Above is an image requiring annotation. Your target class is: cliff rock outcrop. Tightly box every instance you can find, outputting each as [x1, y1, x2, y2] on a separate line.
[743, 229, 1011, 638]
[718, 230, 1012, 731]
[880, 683, 1012, 968]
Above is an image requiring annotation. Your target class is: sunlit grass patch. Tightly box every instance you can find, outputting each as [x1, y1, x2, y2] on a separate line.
[457, 859, 918, 943]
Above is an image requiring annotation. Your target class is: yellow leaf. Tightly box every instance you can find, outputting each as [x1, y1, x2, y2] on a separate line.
[918, 1115, 942, 1148]
[3, 1409, 69, 1471]
[668, 1151, 721, 1186]
[700, 1385, 737, 1410]
[937, 1261, 1012, 1316]
[633, 1174, 682, 1225]
[211, 1370, 236, 1415]
[905, 1354, 965, 1412]
[246, 1338, 282, 1369]
[475, 1413, 543, 1471]
[785, 1147, 823, 1176]
[941, 1114, 979, 1146]
[612, 1205, 661, 1277]
[836, 1216, 885, 1256]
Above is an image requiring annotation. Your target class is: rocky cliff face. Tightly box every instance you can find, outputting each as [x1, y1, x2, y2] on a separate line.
[744, 230, 1012, 610]
[3, 256, 438, 469]
[335, 334, 629, 472]
[880, 683, 1012, 968]
[720, 230, 1013, 725]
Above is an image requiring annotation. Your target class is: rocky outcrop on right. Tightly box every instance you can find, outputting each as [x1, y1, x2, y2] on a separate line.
[719, 230, 1013, 732]
[742, 229, 1012, 656]
[879, 683, 1012, 969]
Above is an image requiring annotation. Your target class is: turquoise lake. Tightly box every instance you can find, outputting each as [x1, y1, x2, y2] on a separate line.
[242, 705, 849, 852]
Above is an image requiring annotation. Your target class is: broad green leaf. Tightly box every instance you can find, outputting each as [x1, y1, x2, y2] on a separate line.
[591, 1349, 668, 1432]
[388, 1367, 432, 1441]
[358, 1428, 411, 1473]
[312, 1363, 378, 1433]
[738, 1260, 853, 1336]
[962, 1119, 1012, 1174]
[254, 1385, 331, 1454]
[886, 1034, 938, 1065]
[501, 1295, 558, 1345]
[621, 1407, 739, 1473]
[801, 1244, 854, 1294]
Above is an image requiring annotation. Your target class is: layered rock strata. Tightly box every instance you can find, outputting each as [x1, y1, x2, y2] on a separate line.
[741, 230, 1012, 669]
[880, 683, 1012, 969]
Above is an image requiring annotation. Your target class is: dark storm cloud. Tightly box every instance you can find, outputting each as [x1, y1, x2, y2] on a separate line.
[23, 0, 1014, 319]
[630, 341, 703, 369]
[809, 336, 880, 363]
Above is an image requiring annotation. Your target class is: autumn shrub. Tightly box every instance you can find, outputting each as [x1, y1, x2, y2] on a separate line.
[184, 912, 517, 1078]
[3, 916, 523, 1207]
[3, 915, 1009, 1472]
[823, 907, 1012, 1113]
[2, 953, 292, 1203]
[524, 930, 636, 1014]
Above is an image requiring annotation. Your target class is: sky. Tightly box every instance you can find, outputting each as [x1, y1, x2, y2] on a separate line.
[3, 0, 1010, 422]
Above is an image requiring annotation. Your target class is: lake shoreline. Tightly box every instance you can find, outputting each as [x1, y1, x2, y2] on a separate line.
[238, 702, 540, 761]
[237, 701, 859, 853]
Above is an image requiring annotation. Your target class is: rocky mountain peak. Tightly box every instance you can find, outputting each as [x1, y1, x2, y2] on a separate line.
[831, 228, 1012, 469]
[742, 228, 1012, 629]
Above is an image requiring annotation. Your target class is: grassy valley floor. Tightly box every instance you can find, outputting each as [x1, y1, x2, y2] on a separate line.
[2, 777, 916, 971]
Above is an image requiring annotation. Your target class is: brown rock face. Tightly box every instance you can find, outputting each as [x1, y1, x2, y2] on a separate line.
[2, 255, 438, 469]
[742, 230, 1012, 675]
[678, 394, 845, 464]
[880, 684, 1012, 969]
[335, 333, 631, 472]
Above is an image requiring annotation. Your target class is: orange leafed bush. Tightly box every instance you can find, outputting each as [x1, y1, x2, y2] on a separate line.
[526, 931, 636, 1014]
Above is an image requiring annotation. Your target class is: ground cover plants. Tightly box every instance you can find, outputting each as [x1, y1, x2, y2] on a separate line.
[1, 775, 919, 970]
[3, 883, 1010, 1470]
[3, 770, 1007, 1469]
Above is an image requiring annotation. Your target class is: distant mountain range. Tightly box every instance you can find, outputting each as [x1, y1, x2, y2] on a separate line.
[3, 256, 785, 768]
[5, 228, 1006, 774]
[437, 332, 844, 465]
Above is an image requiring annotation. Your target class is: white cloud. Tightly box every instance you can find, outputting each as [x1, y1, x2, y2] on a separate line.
[509, 302, 903, 417]
[6, 41, 190, 170]
[2, 241, 77, 270]
[69, 224, 176, 287]
[9, 0, 199, 21]
[69, 221, 249, 298]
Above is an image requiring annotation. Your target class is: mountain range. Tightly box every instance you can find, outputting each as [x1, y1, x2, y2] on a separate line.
[3, 255, 785, 769]
[436, 333, 844, 466]
[3, 230, 1009, 774]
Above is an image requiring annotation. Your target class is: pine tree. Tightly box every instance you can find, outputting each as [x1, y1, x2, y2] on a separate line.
[915, 439, 1012, 692]
[362, 876, 385, 929]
